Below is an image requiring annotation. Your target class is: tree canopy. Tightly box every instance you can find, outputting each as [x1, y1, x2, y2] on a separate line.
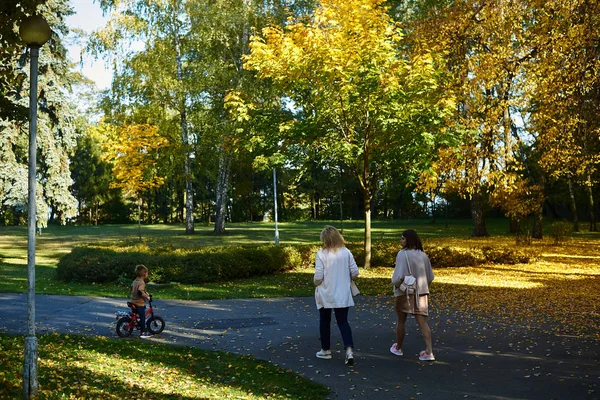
[245, 0, 455, 266]
[1, 0, 598, 240]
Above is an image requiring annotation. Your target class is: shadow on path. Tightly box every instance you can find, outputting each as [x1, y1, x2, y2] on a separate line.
[0, 293, 598, 399]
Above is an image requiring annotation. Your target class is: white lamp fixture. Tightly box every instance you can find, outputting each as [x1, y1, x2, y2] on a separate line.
[19, 15, 52, 47]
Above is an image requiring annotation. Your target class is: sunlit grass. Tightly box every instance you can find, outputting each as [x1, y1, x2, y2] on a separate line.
[0, 333, 329, 399]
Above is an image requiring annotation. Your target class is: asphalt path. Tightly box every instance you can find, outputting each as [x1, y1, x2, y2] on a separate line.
[0, 293, 598, 399]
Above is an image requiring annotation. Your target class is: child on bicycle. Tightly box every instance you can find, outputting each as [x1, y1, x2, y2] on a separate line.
[131, 264, 152, 338]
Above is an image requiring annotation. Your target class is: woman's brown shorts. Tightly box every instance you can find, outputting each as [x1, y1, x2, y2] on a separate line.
[395, 294, 429, 316]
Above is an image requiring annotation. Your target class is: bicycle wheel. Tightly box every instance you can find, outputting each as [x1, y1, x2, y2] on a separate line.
[116, 316, 134, 337]
[146, 315, 165, 334]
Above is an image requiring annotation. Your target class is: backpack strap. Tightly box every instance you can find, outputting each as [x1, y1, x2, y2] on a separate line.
[404, 250, 419, 310]
[404, 251, 413, 275]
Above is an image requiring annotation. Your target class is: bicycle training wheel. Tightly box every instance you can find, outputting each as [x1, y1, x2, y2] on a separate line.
[146, 315, 165, 334]
[116, 316, 134, 337]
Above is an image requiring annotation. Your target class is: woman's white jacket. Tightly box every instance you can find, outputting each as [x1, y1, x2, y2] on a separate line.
[314, 247, 359, 309]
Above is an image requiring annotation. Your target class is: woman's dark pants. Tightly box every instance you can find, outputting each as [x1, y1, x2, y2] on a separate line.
[319, 307, 353, 350]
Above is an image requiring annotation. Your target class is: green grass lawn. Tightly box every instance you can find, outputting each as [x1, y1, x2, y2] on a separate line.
[0, 218, 520, 298]
[0, 218, 596, 299]
[0, 333, 329, 399]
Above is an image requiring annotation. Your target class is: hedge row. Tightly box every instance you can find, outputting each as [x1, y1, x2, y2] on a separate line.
[57, 241, 535, 285]
[56, 244, 305, 284]
[427, 245, 535, 268]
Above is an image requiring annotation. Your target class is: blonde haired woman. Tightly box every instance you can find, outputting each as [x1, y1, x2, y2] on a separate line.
[314, 225, 359, 366]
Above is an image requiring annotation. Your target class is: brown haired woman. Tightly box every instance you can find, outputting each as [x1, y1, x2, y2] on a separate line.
[390, 229, 435, 361]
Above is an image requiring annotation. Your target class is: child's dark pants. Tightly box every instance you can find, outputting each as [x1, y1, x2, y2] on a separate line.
[136, 305, 146, 333]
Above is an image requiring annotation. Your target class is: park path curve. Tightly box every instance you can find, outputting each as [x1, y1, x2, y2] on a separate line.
[0, 293, 598, 399]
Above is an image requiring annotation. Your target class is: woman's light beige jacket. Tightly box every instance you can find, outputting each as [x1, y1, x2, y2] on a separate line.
[314, 247, 359, 309]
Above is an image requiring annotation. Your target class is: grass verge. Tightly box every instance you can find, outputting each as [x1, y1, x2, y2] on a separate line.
[0, 333, 329, 399]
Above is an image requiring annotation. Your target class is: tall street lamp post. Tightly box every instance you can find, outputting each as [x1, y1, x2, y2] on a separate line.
[273, 168, 279, 245]
[19, 14, 52, 399]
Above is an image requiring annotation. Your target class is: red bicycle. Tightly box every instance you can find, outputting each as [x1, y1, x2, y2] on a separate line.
[115, 295, 165, 337]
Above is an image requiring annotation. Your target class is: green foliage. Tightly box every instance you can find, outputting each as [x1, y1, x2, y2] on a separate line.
[551, 220, 573, 244]
[70, 125, 113, 222]
[57, 244, 304, 284]
[0, 0, 79, 227]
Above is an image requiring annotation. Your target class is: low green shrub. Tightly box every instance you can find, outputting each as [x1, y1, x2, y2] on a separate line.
[346, 241, 403, 268]
[427, 246, 485, 268]
[428, 245, 536, 268]
[57, 244, 303, 284]
[481, 246, 534, 264]
[57, 240, 537, 285]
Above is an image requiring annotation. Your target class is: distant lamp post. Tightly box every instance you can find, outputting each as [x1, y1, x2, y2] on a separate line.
[273, 168, 279, 245]
[19, 14, 51, 400]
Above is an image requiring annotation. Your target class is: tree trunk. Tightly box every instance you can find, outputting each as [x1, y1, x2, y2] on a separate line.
[532, 204, 543, 239]
[567, 177, 579, 232]
[178, 186, 184, 223]
[587, 175, 597, 231]
[358, 164, 373, 268]
[174, 29, 194, 234]
[311, 192, 319, 219]
[470, 192, 488, 236]
[444, 198, 449, 228]
[509, 217, 521, 234]
[532, 174, 545, 239]
[249, 189, 254, 223]
[138, 197, 142, 241]
[146, 194, 152, 224]
[214, 153, 230, 234]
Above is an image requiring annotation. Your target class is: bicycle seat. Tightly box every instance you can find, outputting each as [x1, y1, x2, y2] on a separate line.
[127, 302, 137, 309]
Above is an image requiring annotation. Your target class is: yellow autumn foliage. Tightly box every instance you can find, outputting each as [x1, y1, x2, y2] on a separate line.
[102, 123, 169, 199]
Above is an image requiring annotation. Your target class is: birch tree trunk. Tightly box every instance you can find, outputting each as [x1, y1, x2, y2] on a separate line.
[174, 28, 194, 234]
[214, 153, 231, 234]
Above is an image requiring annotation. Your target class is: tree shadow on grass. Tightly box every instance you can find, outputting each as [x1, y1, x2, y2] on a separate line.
[0, 332, 329, 399]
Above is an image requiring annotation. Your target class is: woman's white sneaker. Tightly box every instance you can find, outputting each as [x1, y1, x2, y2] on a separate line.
[316, 349, 332, 359]
[345, 348, 354, 366]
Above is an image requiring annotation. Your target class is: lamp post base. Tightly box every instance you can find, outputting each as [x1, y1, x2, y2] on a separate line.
[23, 335, 39, 398]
